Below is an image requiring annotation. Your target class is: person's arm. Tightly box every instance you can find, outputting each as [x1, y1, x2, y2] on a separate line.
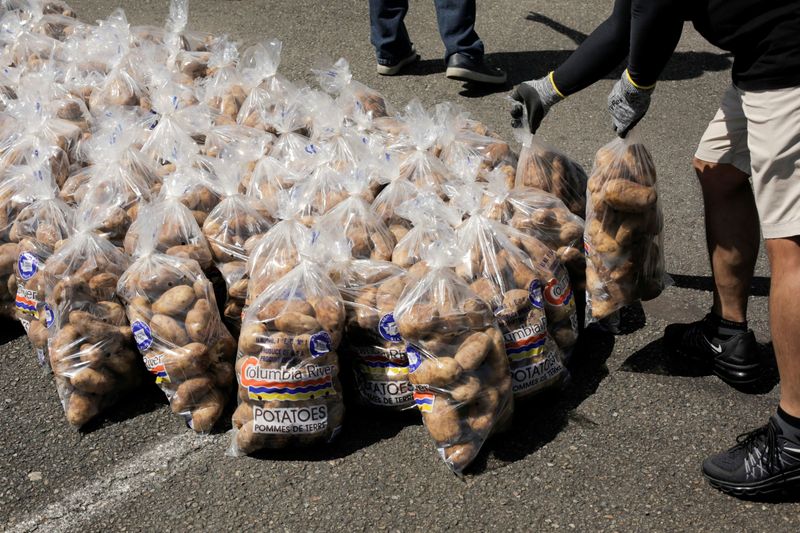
[607, 0, 684, 136]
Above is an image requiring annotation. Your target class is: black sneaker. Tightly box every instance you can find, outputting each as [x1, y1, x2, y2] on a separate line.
[703, 417, 800, 497]
[445, 53, 507, 85]
[376, 49, 420, 76]
[663, 314, 762, 385]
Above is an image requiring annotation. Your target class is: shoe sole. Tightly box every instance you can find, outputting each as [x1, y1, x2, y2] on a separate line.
[376, 53, 420, 76]
[445, 66, 507, 85]
[704, 469, 800, 497]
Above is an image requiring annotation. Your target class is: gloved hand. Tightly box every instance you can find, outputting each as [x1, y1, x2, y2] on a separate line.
[510, 73, 564, 133]
[607, 70, 655, 137]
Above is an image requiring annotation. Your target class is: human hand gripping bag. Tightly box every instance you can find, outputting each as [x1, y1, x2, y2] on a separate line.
[231, 238, 346, 455]
[116, 215, 235, 433]
[584, 134, 667, 322]
[452, 191, 570, 397]
[481, 167, 586, 290]
[201, 158, 273, 329]
[43, 205, 141, 428]
[326, 244, 413, 411]
[514, 128, 588, 218]
[393, 240, 514, 474]
[11, 165, 74, 367]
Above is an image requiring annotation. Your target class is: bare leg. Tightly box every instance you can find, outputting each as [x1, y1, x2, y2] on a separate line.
[693, 158, 760, 323]
[765, 237, 800, 417]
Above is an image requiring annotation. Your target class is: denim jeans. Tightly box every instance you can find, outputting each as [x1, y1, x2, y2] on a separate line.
[369, 0, 485, 65]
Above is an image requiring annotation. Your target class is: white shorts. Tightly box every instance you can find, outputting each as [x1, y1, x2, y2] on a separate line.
[694, 84, 800, 239]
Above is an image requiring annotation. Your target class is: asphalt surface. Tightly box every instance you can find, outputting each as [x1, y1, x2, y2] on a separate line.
[1, 0, 797, 531]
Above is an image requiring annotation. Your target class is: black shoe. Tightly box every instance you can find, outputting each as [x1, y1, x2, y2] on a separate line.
[445, 53, 507, 85]
[663, 314, 762, 385]
[703, 417, 800, 497]
[376, 49, 420, 76]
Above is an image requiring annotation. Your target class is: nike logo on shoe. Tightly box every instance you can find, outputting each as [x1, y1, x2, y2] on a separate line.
[704, 336, 723, 354]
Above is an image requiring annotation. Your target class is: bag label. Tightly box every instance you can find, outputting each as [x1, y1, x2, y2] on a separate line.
[143, 351, 170, 384]
[132, 320, 153, 351]
[511, 355, 564, 395]
[503, 310, 564, 396]
[356, 377, 413, 407]
[15, 285, 38, 318]
[17, 252, 38, 281]
[253, 405, 328, 434]
[378, 313, 402, 342]
[412, 390, 435, 413]
[238, 357, 337, 401]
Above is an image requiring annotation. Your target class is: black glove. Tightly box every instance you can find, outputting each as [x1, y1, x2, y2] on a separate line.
[510, 73, 564, 133]
[607, 70, 655, 137]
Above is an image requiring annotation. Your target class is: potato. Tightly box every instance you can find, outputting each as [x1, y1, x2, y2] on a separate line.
[190, 390, 226, 432]
[409, 357, 462, 388]
[424, 399, 461, 443]
[150, 314, 190, 346]
[397, 304, 440, 339]
[232, 401, 254, 429]
[602, 179, 656, 213]
[454, 332, 492, 371]
[161, 343, 210, 379]
[171, 377, 214, 413]
[185, 299, 212, 342]
[71, 367, 116, 395]
[88, 273, 118, 301]
[442, 441, 480, 472]
[274, 312, 321, 334]
[65, 392, 99, 427]
[152, 285, 196, 316]
[450, 374, 482, 403]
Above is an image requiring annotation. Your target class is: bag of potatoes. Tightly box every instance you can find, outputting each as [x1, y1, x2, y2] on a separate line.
[514, 130, 588, 218]
[393, 241, 513, 473]
[287, 157, 352, 227]
[11, 169, 75, 366]
[43, 208, 141, 428]
[117, 219, 236, 433]
[584, 136, 667, 321]
[243, 156, 298, 211]
[202, 162, 273, 329]
[454, 206, 571, 396]
[244, 211, 311, 309]
[231, 250, 346, 455]
[123, 175, 214, 271]
[327, 248, 413, 411]
[390, 192, 461, 270]
[482, 169, 586, 290]
[312, 57, 390, 121]
[370, 159, 418, 243]
[314, 176, 395, 261]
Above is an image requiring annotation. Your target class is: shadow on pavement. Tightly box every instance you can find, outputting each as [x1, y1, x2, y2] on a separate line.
[0, 319, 25, 346]
[620, 338, 779, 395]
[669, 273, 770, 298]
[81, 376, 168, 433]
[467, 324, 615, 473]
[248, 407, 417, 462]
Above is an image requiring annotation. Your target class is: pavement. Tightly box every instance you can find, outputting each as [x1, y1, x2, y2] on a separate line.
[1, 0, 798, 531]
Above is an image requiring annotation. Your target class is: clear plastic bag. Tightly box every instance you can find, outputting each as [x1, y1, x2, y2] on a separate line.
[245, 213, 311, 309]
[327, 250, 413, 411]
[243, 156, 298, 212]
[123, 175, 214, 272]
[287, 157, 351, 226]
[514, 131, 588, 218]
[394, 241, 513, 473]
[312, 57, 390, 120]
[231, 249, 346, 455]
[0, 164, 51, 319]
[370, 159, 418, 243]
[117, 216, 235, 433]
[314, 175, 395, 261]
[584, 135, 667, 321]
[43, 206, 139, 428]
[11, 165, 74, 366]
[201, 160, 273, 329]
[453, 196, 569, 396]
[390, 192, 461, 269]
[198, 37, 247, 125]
[482, 168, 586, 290]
